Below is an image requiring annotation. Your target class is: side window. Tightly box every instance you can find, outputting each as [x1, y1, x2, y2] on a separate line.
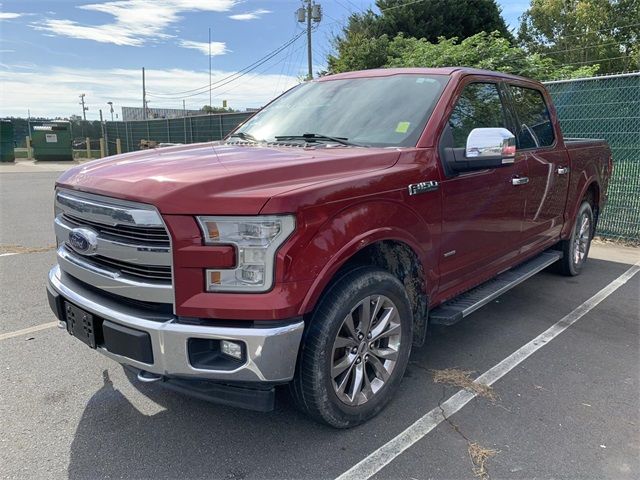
[508, 85, 555, 148]
[448, 83, 509, 148]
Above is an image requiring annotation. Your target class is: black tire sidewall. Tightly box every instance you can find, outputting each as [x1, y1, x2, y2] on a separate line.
[302, 267, 413, 427]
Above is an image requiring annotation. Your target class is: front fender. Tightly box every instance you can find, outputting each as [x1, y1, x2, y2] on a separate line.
[293, 198, 438, 315]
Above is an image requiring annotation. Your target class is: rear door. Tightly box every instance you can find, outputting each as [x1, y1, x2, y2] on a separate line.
[436, 79, 527, 297]
[505, 84, 571, 254]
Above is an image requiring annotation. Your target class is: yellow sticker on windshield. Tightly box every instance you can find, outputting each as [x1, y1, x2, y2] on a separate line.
[396, 121, 410, 133]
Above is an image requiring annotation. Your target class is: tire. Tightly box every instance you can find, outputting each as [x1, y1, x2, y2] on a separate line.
[558, 201, 594, 276]
[290, 266, 413, 428]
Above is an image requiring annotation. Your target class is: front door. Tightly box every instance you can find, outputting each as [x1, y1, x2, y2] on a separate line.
[436, 80, 527, 298]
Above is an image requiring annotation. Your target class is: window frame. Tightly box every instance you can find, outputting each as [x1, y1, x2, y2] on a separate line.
[446, 81, 512, 149]
[503, 82, 558, 152]
[437, 78, 516, 177]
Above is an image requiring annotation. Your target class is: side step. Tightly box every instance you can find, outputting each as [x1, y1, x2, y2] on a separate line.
[429, 251, 562, 327]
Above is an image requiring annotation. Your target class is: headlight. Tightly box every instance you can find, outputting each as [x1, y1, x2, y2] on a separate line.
[196, 215, 296, 292]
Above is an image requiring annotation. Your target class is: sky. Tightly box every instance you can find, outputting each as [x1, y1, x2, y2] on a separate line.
[0, 0, 529, 119]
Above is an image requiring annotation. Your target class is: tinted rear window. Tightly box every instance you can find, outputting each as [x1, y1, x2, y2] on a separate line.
[508, 86, 555, 148]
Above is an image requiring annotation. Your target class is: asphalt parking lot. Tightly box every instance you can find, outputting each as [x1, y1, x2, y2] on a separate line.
[1, 168, 639, 480]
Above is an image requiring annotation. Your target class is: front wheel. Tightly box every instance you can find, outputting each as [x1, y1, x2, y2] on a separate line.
[558, 201, 594, 276]
[290, 267, 413, 428]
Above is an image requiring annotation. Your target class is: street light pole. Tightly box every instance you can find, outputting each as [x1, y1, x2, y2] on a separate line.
[107, 101, 114, 121]
[142, 67, 147, 120]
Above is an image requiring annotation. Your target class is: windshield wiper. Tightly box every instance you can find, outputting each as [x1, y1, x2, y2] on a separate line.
[227, 132, 261, 143]
[274, 133, 362, 147]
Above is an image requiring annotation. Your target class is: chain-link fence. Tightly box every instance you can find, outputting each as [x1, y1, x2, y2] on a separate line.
[103, 112, 252, 154]
[545, 72, 640, 243]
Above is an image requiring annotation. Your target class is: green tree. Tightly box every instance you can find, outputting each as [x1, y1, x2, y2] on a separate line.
[330, 31, 598, 81]
[328, 0, 513, 72]
[518, 0, 640, 74]
[201, 105, 238, 113]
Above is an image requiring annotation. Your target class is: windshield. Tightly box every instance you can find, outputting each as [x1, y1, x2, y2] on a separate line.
[234, 74, 448, 148]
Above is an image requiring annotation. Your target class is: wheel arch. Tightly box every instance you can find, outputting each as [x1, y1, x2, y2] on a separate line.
[562, 173, 602, 239]
[300, 235, 430, 347]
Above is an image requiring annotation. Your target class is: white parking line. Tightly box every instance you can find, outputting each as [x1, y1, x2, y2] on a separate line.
[336, 260, 640, 480]
[0, 252, 19, 257]
[0, 322, 59, 341]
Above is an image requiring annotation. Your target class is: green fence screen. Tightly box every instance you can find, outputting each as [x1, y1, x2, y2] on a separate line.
[104, 112, 252, 155]
[545, 73, 640, 243]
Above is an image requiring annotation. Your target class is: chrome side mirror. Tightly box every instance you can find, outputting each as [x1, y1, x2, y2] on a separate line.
[465, 128, 516, 164]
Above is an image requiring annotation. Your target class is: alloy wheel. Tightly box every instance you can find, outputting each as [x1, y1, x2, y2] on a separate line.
[330, 295, 402, 406]
[573, 212, 591, 266]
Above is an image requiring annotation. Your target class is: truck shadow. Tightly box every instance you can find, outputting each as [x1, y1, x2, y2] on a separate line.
[67, 369, 346, 480]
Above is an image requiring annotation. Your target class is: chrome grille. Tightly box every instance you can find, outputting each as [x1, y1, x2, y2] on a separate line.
[54, 189, 173, 304]
[62, 213, 170, 246]
[90, 254, 172, 281]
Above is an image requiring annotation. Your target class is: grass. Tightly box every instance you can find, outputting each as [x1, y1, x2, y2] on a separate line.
[0, 244, 56, 255]
[468, 442, 499, 479]
[431, 368, 500, 478]
[432, 368, 497, 401]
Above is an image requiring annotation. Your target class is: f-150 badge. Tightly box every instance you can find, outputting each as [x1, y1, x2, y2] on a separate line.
[408, 181, 439, 196]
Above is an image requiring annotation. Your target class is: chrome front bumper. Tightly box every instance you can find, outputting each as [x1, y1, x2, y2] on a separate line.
[47, 265, 304, 383]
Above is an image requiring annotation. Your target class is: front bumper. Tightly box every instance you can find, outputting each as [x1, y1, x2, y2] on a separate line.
[47, 265, 304, 384]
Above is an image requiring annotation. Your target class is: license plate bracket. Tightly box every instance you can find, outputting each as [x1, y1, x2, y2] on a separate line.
[64, 302, 97, 348]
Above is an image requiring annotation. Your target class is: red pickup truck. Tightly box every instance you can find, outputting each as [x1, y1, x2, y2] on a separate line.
[47, 68, 611, 427]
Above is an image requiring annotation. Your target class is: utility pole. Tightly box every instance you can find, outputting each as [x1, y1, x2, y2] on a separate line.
[79, 93, 88, 121]
[142, 67, 147, 120]
[183, 99, 187, 144]
[296, 1, 322, 80]
[99, 108, 108, 156]
[208, 27, 212, 109]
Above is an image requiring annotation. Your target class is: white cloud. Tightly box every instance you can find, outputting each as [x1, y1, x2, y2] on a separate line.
[0, 12, 22, 19]
[179, 40, 228, 56]
[32, 0, 238, 46]
[0, 66, 300, 119]
[229, 9, 271, 21]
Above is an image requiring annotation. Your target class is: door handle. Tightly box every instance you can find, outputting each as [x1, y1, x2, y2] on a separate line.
[557, 166, 570, 175]
[512, 176, 529, 186]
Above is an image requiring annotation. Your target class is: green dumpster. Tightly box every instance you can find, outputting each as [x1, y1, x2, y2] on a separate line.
[0, 119, 15, 163]
[31, 122, 73, 161]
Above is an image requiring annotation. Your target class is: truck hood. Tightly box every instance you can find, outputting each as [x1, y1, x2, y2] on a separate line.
[57, 143, 400, 214]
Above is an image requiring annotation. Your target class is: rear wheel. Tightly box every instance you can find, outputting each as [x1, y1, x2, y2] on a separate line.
[290, 267, 413, 428]
[558, 201, 594, 276]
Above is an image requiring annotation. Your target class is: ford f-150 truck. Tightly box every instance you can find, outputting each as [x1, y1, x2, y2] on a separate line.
[47, 68, 612, 427]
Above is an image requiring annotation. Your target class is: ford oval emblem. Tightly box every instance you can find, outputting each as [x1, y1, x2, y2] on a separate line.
[68, 228, 98, 256]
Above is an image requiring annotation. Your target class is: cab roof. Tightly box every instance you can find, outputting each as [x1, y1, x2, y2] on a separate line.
[318, 67, 540, 86]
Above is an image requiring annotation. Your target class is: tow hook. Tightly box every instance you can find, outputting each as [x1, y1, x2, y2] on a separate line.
[137, 370, 163, 383]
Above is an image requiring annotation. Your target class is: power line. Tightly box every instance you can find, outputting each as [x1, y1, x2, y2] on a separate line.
[148, 30, 307, 98]
[217, 43, 307, 99]
[560, 54, 635, 67]
[344, 0, 361, 11]
[147, 30, 311, 101]
[530, 21, 640, 40]
[334, 0, 354, 14]
[379, 0, 427, 12]
[274, 20, 302, 97]
[149, 31, 305, 97]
